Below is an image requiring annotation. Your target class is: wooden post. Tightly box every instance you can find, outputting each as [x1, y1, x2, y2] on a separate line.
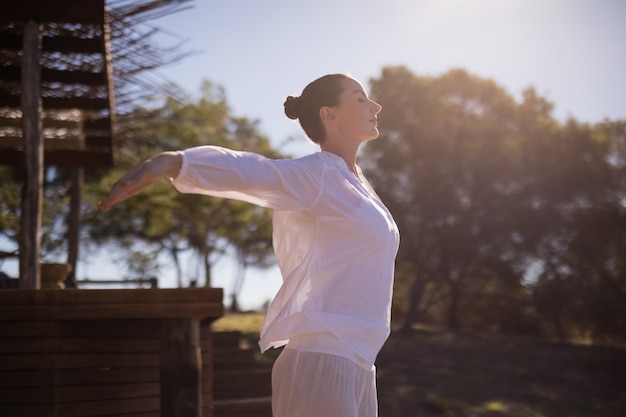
[161, 319, 203, 417]
[65, 167, 83, 288]
[19, 20, 43, 289]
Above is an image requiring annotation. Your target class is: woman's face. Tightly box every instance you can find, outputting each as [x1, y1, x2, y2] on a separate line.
[331, 77, 382, 142]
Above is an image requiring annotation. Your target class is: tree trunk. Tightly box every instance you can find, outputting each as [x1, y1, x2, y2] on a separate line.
[448, 280, 460, 331]
[65, 167, 83, 288]
[401, 264, 426, 332]
[18, 20, 43, 289]
[203, 248, 212, 287]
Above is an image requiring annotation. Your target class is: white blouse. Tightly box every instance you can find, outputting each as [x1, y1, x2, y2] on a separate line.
[171, 146, 400, 368]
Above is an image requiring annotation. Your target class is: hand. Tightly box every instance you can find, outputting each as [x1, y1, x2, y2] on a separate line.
[97, 152, 182, 212]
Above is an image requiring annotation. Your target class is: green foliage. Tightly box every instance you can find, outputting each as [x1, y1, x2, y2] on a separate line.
[83, 80, 283, 288]
[0, 167, 21, 242]
[0, 166, 77, 262]
[364, 66, 626, 341]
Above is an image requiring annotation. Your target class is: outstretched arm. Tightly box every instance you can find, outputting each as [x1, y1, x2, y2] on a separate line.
[97, 151, 182, 212]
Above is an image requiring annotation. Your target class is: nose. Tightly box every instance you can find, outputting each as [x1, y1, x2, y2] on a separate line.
[371, 100, 382, 114]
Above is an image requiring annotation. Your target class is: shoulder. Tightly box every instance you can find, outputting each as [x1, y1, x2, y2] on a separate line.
[273, 152, 330, 175]
[286, 151, 344, 172]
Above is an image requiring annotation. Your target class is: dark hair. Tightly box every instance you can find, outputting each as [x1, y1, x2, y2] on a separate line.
[284, 73, 350, 144]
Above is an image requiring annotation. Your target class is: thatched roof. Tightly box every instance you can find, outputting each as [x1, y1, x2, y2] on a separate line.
[0, 0, 116, 166]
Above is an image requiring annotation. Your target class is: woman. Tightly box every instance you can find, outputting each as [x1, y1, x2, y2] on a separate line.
[99, 73, 399, 417]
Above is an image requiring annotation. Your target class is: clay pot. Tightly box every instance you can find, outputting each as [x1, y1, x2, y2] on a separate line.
[40, 263, 71, 289]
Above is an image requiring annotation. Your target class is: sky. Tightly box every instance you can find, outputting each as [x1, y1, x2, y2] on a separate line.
[2, 0, 625, 309]
[149, 0, 626, 144]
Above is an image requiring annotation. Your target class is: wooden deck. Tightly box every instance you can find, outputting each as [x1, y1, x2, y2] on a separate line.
[0, 288, 224, 417]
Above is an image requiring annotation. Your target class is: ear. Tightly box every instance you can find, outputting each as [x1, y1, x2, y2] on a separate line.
[319, 106, 336, 123]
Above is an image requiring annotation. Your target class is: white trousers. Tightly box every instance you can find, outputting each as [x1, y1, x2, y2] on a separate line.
[271, 347, 378, 417]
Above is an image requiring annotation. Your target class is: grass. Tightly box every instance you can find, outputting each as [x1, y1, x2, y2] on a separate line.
[212, 310, 267, 336]
[212, 313, 626, 417]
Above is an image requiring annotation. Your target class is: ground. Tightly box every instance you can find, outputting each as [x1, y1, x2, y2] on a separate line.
[213, 313, 626, 417]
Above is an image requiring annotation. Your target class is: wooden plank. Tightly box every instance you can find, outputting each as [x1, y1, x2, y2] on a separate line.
[0, 320, 161, 338]
[43, 34, 103, 54]
[0, 33, 103, 54]
[0, 137, 84, 150]
[0, 354, 53, 370]
[0, 288, 224, 305]
[0, 0, 106, 24]
[42, 96, 111, 110]
[0, 94, 111, 110]
[0, 370, 52, 388]
[0, 403, 50, 417]
[56, 337, 161, 353]
[0, 337, 160, 354]
[54, 352, 161, 369]
[42, 68, 107, 85]
[0, 115, 81, 129]
[54, 368, 160, 386]
[91, 413, 160, 417]
[0, 149, 114, 167]
[53, 319, 162, 338]
[0, 337, 55, 353]
[42, 138, 85, 151]
[0, 136, 111, 148]
[84, 116, 112, 130]
[0, 368, 166, 391]
[0, 352, 160, 370]
[54, 382, 160, 402]
[0, 66, 107, 85]
[53, 397, 160, 417]
[0, 386, 51, 405]
[0, 321, 54, 337]
[0, 303, 224, 320]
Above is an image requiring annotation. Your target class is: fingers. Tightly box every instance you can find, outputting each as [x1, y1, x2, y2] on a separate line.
[97, 182, 133, 212]
[97, 182, 130, 212]
[96, 152, 181, 212]
[97, 160, 157, 212]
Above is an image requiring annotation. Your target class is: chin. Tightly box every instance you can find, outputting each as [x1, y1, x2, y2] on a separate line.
[363, 135, 379, 143]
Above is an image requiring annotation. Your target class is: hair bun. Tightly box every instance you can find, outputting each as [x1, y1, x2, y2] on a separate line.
[284, 95, 301, 120]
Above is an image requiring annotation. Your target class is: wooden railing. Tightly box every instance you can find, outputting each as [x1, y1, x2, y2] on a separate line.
[0, 288, 224, 417]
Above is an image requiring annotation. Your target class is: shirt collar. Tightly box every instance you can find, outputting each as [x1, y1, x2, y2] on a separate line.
[320, 150, 351, 171]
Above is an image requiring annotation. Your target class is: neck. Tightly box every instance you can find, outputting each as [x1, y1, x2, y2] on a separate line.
[321, 141, 359, 175]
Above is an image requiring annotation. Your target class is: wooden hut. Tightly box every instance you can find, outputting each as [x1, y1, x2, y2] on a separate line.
[0, 0, 116, 288]
[0, 3, 230, 417]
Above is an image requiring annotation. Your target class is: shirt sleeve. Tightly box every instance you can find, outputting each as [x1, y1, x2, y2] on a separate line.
[169, 145, 322, 211]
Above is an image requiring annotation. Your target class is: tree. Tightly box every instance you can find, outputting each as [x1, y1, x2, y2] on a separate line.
[84, 81, 282, 289]
[364, 67, 532, 331]
[528, 119, 626, 342]
[363, 66, 626, 340]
